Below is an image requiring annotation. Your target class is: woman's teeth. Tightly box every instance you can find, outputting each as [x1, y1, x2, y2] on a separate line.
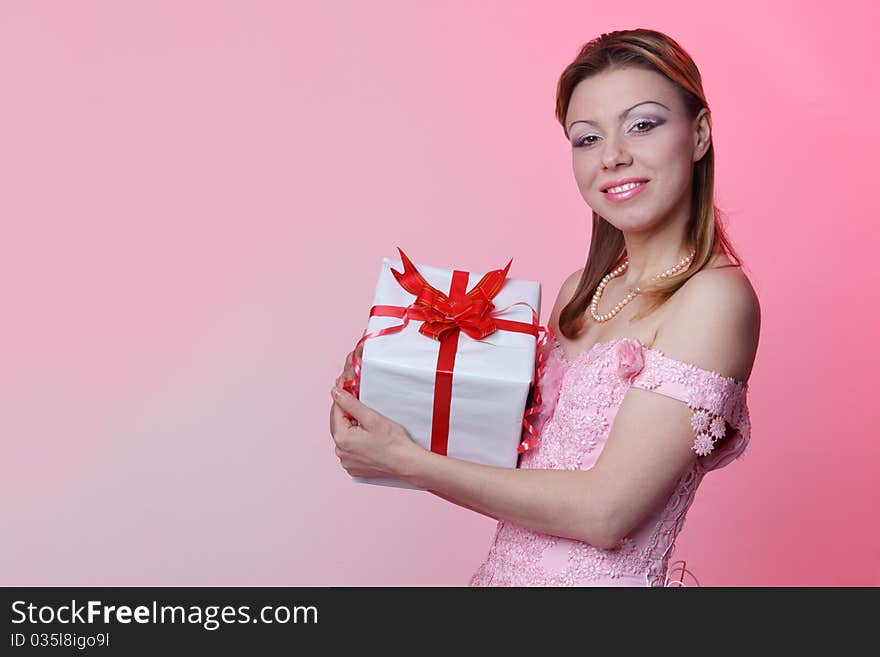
[605, 181, 644, 194]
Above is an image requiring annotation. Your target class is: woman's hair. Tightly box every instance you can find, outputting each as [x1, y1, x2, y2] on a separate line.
[555, 28, 743, 338]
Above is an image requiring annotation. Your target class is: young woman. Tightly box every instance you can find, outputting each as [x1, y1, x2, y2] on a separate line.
[329, 29, 760, 586]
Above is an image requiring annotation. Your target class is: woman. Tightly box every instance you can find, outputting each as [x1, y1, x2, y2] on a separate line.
[329, 28, 760, 586]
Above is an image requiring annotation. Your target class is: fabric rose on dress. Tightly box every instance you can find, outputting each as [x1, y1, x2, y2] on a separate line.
[616, 338, 646, 384]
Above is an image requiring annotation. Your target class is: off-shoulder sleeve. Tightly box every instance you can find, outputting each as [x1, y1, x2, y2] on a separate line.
[620, 342, 752, 474]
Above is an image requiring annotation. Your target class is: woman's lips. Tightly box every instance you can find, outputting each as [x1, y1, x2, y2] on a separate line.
[602, 180, 649, 203]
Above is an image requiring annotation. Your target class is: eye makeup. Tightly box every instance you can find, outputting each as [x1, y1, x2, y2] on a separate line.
[571, 117, 665, 148]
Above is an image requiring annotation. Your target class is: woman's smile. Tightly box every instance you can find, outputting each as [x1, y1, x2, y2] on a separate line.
[602, 180, 649, 203]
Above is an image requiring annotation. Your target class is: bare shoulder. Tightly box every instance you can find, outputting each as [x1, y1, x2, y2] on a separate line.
[654, 266, 761, 382]
[548, 267, 585, 334]
[679, 265, 761, 316]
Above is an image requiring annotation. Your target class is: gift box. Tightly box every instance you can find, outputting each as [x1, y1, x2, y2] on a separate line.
[348, 248, 544, 490]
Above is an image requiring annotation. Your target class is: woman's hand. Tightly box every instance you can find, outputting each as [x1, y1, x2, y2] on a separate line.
[329, 385, 423, 480]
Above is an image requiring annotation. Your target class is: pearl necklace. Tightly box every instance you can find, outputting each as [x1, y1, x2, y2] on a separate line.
[589, 249, 696, 322]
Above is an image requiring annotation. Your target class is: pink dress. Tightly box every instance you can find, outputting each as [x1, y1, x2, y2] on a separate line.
[468, 332, 752, 587]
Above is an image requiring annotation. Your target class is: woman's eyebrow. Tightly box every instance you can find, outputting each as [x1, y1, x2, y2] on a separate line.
[567, 100, 670, 132]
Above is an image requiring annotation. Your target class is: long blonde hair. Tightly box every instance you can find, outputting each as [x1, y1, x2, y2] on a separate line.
[555, 29, 744, 338]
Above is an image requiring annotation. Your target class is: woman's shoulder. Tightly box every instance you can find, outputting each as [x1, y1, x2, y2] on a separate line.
[653, 260, 761, 383]
[677, 259, 760, 324]
[685, 254, 754, 287]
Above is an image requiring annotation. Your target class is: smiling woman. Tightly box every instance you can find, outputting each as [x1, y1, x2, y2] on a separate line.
[330, 28, 760, 587]
[467, 29, 759, 586]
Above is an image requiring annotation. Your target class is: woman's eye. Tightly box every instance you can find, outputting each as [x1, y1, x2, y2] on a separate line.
[573, 120, 659, 148]
[631, 119, 658, 132]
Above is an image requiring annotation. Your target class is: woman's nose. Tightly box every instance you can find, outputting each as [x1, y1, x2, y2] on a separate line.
[600, 135, 631, 169]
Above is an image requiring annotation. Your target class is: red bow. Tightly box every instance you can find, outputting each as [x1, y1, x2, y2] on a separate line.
[390, 247, 511, 341]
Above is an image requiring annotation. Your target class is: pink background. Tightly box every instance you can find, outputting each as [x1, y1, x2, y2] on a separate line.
[2, 2, 877, 586]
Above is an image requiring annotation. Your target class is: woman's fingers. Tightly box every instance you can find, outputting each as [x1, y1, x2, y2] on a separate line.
[330, 391, 360, 436]
[330, 387, 383, 432]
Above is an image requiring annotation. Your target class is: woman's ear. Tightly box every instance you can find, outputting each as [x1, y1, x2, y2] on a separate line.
[692, 108, 712, 163]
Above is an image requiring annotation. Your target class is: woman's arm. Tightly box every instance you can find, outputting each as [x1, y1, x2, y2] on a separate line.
[402, 451, 619, 548]
[426, 489, 499, 521]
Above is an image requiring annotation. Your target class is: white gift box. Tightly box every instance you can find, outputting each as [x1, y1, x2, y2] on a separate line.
[352, 253, 542, 490]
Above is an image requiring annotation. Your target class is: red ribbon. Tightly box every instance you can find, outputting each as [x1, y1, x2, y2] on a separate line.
[342, 247, 550, 456]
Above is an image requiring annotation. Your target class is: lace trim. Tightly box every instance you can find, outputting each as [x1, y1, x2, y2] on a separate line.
[626, 346, 752, 473]
[552, 333, 751, 472]
[551, 332, 748, 386]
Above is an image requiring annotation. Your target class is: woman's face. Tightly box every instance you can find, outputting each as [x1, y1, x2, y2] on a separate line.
[565, 66, 710, 233]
